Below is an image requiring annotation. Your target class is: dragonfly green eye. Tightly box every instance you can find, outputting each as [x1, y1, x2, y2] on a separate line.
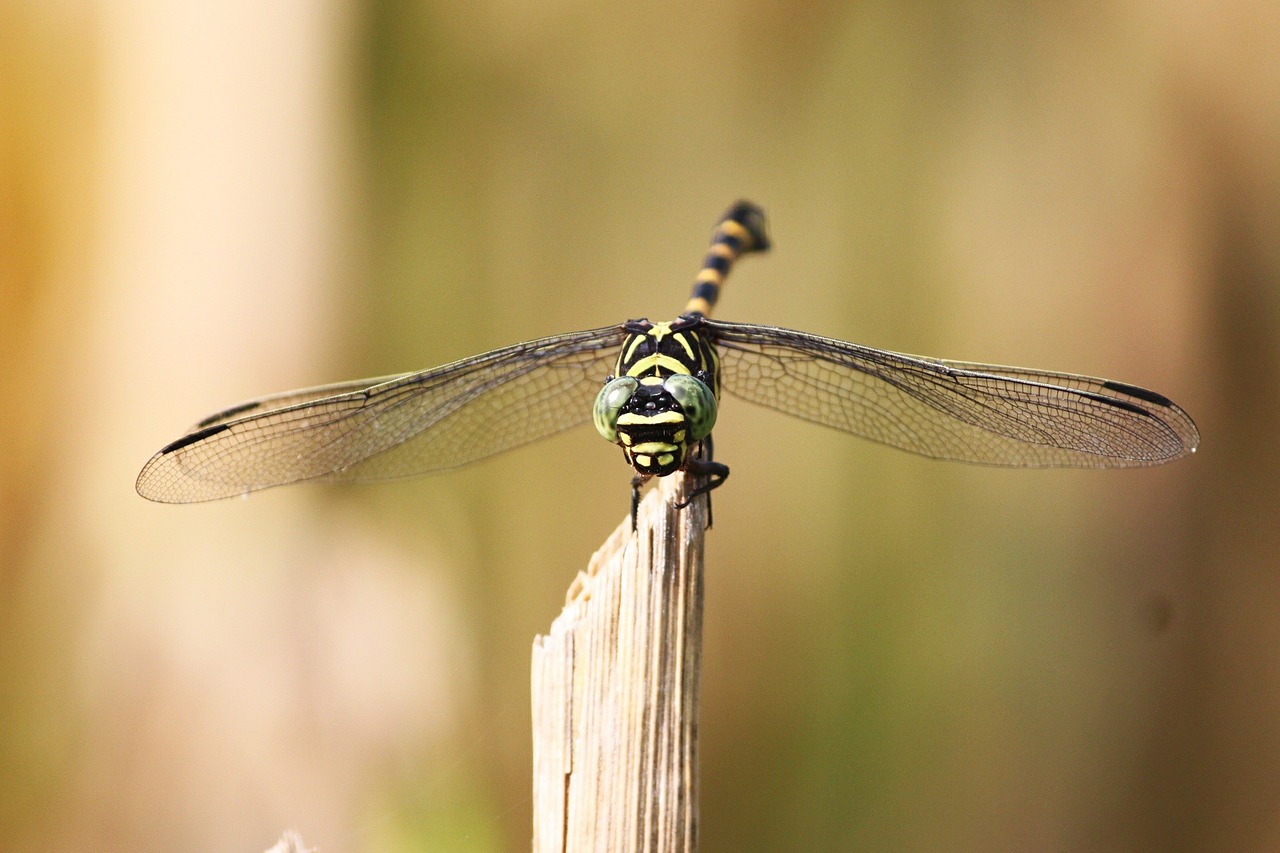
[664, 374, 717, 440]
[593, 377, 639, 442]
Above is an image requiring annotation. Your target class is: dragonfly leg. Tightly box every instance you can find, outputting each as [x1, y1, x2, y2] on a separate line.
[676, 436, 728, 526]
[630, 473, 652, 530]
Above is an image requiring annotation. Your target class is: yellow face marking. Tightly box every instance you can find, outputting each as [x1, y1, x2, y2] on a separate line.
[626, 353, 690, 377]
[635, 454, 651, 467]
[620, 433, 632, 445]
[617, 411, 684, 425]
[673, 430, 686, 443]
[657, 453, 675, 467]
[632, 441, 677, 455]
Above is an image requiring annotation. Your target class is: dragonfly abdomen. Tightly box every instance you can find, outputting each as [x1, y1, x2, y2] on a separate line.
[683, 200, 770, 318]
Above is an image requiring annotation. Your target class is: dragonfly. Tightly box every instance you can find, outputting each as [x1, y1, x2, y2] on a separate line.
[137, 201, 1199, 514]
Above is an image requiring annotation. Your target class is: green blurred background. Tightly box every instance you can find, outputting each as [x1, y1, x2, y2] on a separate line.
[2, 1, 1276, 851]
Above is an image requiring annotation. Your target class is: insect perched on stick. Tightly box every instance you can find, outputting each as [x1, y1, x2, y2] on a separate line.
[137, 201, 1199, 517]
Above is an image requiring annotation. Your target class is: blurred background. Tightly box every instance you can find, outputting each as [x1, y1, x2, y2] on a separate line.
[1, 1, 1276, 851]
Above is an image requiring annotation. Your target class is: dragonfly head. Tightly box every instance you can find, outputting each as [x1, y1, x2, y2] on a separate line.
[593, 373, 718, 477]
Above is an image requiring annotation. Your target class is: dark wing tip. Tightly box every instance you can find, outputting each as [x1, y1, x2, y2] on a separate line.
[138, 422, 235, 503]
[1099, 380, 1201, 459]
[195, 401, 262, 429]
[1101, 379, 1174, 408]
[159, 422, 230, 454]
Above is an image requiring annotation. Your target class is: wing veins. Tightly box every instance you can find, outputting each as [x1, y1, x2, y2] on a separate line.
[708, 320, 1197, 466]
[137, 325, 625, 502]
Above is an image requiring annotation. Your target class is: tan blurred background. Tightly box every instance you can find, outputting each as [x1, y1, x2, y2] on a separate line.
[2, 1, 1276, 851]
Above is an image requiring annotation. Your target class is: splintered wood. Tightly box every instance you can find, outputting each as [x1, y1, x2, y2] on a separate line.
[531, 474, 707, 853]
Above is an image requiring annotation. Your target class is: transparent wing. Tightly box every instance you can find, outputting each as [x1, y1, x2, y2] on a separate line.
[137, 325, 628, 503]
[181, 375, 410, 433]
[708, 320, 1199, 467]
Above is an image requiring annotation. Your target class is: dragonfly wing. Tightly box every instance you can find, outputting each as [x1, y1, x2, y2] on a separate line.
[137, 325, 627, 502]
[708, 320, 1199, 467]
[182, 375, 411, 433]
